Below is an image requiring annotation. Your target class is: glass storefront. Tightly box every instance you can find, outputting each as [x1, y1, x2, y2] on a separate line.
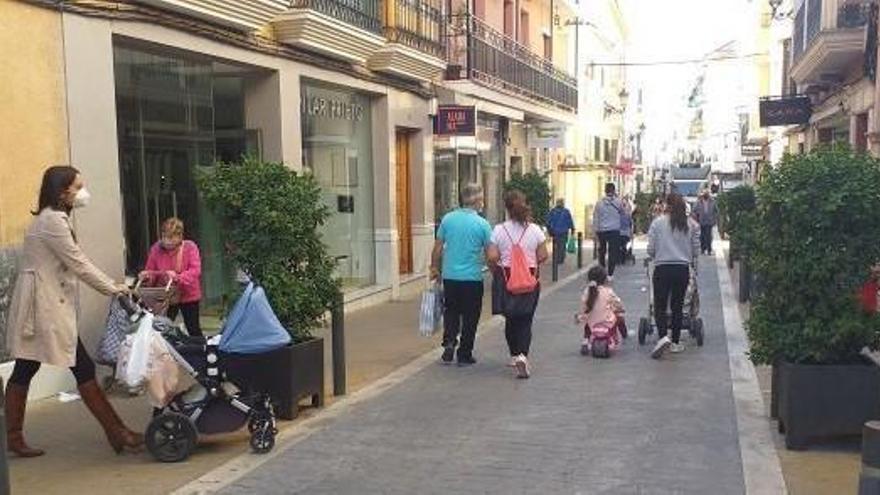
[477, 115, 505, 225]
[114, 44, 260, 311]
[301, 80, 375, 289]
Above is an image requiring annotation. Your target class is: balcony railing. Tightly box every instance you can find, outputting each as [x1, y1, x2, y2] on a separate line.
[838, 0, 873, 28]
[291, 0, 383, 35]
[385, 0, 444, 58]
[793, 0, 873, 62]
[445, 14, 577, 111]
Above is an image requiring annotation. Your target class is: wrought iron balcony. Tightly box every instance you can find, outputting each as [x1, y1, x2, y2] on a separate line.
[385, 0, 444, 59]
[838, 0, 873, 28]
[790, 0, 873, 85]
[445, 14, 577, 112]
[290, 0, 383, 35]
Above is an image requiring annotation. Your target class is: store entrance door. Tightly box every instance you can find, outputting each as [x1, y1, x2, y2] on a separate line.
[396, 130, 413, 274]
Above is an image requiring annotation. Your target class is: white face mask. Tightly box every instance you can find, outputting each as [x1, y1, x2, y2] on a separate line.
[73, 188, 91, 209]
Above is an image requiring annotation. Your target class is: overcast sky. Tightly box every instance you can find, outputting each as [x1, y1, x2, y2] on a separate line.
[620, 0, 752, 163]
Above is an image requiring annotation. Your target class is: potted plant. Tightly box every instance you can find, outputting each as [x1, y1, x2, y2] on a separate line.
[199, 157, 339, 420]
[747, 146, 880, 449]
[717, 185, 757, 298]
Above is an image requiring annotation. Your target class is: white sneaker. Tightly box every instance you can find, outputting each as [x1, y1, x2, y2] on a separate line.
[507, 356, 518, 367]
[651, 336, 672, 359]
[670, 342, 685, 354]
[515, 355, 530, 379]
[580, 338, 591, 356]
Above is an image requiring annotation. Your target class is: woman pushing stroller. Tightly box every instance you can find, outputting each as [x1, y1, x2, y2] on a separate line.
[647, 193, 700, 359]
[5, 166, 143, 457]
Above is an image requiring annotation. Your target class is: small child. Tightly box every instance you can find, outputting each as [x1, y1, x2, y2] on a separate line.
[576, 265, 627, 355]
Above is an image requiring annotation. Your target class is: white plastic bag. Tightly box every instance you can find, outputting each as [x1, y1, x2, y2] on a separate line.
[116, 313, 154, 388]
[145, 336, 180, 408]
[419, 283, 443, 337]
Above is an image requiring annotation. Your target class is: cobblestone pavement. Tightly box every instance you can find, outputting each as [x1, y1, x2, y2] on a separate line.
[221, 254, 746, 495]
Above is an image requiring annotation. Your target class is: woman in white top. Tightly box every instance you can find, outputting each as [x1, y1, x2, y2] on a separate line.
[488, 190, 549, 378]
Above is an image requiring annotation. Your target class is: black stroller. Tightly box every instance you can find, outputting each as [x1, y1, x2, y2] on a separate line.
[121, 283, 290, 462]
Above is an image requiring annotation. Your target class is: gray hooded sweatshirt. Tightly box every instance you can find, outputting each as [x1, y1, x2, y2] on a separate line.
[592, 196, 623, 233]
[647, 215, 700, 265]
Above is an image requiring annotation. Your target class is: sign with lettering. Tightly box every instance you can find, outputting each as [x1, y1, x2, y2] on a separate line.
[759, 96, 812, 127]
[302, 96, 365, 122]
[528, 124, 567, 149]
[435, 105, 476, 136]
[741, 142, 765, 157]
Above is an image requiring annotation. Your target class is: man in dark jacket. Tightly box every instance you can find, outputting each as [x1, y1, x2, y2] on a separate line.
[694, 190, 719, 255]
[547, 198, 575, 264]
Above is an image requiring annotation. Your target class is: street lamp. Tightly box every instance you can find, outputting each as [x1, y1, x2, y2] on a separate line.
[618, 88, 630, 111]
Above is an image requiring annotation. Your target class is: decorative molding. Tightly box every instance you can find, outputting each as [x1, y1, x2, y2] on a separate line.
[137, 0, 288, 31]
[367, 43, 445, 83]
[791, 28, 866, 85]
[273, 9, 385, 65]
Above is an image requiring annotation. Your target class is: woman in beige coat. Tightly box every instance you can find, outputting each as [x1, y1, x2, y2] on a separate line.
[5, 166, 144, 457]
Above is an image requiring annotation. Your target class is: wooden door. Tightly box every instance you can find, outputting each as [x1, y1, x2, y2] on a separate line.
[396, 131, 413, 274]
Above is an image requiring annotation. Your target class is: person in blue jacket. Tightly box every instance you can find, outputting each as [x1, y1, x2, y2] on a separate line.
[547, 198, 575, 264]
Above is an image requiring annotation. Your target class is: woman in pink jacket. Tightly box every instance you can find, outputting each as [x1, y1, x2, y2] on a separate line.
[139, 217, 203, 337]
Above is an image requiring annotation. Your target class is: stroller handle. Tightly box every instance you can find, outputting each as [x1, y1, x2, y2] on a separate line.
[133, 276, 175, 293]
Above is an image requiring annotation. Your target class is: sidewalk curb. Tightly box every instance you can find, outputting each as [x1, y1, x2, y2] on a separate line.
[715, 247, 788, 495]
[171, 267, 589, 495]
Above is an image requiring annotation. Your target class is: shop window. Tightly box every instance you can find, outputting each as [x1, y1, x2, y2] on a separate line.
[301, 80, 376, 289]
[114, 44, 261, 314]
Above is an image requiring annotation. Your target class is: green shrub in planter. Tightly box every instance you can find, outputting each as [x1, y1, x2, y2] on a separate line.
[748, 147, 880, 366]
[505, 171, 551, 227]
[198, 157, 339, 342]
[717, 185, 756, 255]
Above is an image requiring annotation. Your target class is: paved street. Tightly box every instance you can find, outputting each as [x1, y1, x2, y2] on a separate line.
[219, 254, 747, 494]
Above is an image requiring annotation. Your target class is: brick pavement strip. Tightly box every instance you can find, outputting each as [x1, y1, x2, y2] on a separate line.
[212, 255, 748, 495]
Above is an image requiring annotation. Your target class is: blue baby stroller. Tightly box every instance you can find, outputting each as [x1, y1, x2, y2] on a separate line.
[125, 283, 291, 462]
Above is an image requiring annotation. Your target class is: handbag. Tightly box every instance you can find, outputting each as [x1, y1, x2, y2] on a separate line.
[566, 236, 576, 254]
[168, 245, 184, 306]
[96, 297, 135, 366]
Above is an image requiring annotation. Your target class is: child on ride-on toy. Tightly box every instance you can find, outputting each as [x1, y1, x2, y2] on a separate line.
[576, 265, 627, 357]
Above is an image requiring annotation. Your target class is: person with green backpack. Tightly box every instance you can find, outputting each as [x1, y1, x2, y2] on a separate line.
[547, 198, 576, 265]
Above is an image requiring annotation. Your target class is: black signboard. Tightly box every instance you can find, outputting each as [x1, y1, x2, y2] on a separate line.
[435, 105, 476, 136]
[759, 96, 812, 127]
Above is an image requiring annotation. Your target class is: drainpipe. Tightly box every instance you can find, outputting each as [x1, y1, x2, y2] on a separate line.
[871, 7, 880, 156]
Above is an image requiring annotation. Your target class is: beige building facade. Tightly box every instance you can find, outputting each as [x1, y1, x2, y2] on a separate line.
[1, 0, 445, 399]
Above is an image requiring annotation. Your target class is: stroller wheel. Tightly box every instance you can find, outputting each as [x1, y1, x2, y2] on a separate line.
[638, 318, 650, 346]
[146, 412, 197, 463]
[693, 318, 705, 347]
[250, 424, 276, 454]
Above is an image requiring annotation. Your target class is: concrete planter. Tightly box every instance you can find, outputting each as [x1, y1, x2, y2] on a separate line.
[778, 358, 880, 450]
[224, 337, 325, 420]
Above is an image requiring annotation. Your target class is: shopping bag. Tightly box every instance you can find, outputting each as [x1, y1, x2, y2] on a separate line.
[116, 313, 154, 388]
[419, 283, 443, 337]
[566, 236, 576, 254]
[96, 297, 133, 366]
[145, 337, 180, 408]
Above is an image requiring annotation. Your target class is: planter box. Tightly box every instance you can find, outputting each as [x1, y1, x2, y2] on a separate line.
[737, 259, 752, 303]
[224, 337, 325, 421]
[778, 358, 880, 450]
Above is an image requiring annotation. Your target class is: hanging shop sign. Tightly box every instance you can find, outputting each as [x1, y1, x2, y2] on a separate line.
[759, 96, 812, 127]
[527, 124, 567, 149]
[434, 105, 476, 136]
[741, 141, 766, 158]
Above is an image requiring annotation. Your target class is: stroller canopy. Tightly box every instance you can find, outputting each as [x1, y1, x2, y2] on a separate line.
[219, 283, 292, 354]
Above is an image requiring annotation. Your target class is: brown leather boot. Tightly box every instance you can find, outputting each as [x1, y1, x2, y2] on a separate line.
[5, 383, 45, 457]
[78, 380, 144, 453]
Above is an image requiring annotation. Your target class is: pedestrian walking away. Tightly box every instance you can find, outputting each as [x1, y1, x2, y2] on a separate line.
[694, 190, 718, 255]
[547, 198, 575, 265]
[647, 193, 700, 359]
[5, 166, 144, 457]
[488, 190, 548, 379]
[576, 265, 627, 357]
[431, 183, 493, 366]
[592, 182, 625, 278]
[140, 217, 204, 337]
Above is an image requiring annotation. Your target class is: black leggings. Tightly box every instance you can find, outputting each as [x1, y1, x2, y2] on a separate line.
[653, 264, 690, 344]
[9, 338, 96, 387]
[168, 301, 202, 337]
